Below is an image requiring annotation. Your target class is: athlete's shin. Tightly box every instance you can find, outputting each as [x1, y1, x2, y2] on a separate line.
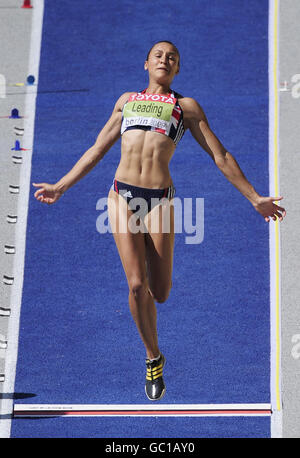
[128, 283, 159, 360]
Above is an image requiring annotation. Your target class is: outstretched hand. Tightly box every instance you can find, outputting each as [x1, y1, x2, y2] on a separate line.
[32, 182, 63, 205]
[253, 196, 286, 222]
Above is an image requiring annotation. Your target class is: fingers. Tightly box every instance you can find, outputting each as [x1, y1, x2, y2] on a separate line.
[32, 182, 53, 204]
[274, 210, 284, 221]
[265, 211, 285, 223]
[272, 197, 286, 215]
[272, 202, 286, 221]
[36, 195, 53, 204]
[36, 193, 48, 203]
[33, 187, 47, 202]
[264, 196, 286, 222]
[33, 182, 45, 197]
[274, 205, 286, 218]
[34, 187, 45, 198]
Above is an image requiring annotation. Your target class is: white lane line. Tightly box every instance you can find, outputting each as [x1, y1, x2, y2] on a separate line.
[13, 403, 272, 417]
[268, 0, 282, 438]
[0, 0, 45, 439]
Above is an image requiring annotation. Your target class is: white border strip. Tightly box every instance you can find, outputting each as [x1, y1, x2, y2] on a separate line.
[14, 403, 272, 418]
[1, 0, 277, 436]
[269, 0, 282, 438]
[0, 0, 44, 439]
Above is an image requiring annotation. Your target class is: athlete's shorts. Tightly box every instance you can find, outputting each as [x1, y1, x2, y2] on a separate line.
[112, 179, 176, 217]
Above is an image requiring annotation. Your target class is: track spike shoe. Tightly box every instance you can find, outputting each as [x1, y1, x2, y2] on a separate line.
[145, 353, 166, 401]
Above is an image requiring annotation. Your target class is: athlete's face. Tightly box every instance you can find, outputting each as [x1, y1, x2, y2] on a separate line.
[144, 42, 180, 82]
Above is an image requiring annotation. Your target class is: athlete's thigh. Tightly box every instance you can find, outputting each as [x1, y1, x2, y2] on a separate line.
[144, 199, 175, 296]
[107, 189, 147, 284]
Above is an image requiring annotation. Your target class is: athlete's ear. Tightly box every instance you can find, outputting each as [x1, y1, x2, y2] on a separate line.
[144, 60, 148, 71]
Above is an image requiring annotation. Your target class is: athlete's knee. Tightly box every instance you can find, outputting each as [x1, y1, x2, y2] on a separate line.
[129, 277, 148, 299]
[149, 281, 172, 303]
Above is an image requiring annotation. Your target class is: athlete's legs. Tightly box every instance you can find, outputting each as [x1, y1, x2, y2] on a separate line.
[107, 189, 160, 360]
[144, 198, 175, 304]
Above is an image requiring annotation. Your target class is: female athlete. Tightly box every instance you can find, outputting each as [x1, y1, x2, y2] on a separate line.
[33, 41, 286, 401]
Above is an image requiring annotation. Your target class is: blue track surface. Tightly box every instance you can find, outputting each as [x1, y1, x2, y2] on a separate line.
[12, 0, 270, 437]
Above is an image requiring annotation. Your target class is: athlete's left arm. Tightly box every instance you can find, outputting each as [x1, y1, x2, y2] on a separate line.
[181, 97, 286, 222]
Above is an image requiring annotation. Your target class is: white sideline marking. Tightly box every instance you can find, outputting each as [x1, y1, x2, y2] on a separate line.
[268, 0, 283, 438]
[0, 0, 45, 439]
[14, 403, 272, 417]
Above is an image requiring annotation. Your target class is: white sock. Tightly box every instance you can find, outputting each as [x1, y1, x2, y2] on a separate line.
[149, 353, 161, 362]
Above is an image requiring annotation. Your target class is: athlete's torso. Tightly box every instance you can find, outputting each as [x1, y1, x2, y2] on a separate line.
[121, 89, 185, 146]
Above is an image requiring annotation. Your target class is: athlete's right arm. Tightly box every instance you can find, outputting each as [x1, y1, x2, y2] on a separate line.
[33, 92, 132, 204]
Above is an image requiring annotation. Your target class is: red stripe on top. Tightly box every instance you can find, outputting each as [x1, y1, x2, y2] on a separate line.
[14, 409, 272, 417]
[171, 108, 181, 121]
[114, 180, 118, 193]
